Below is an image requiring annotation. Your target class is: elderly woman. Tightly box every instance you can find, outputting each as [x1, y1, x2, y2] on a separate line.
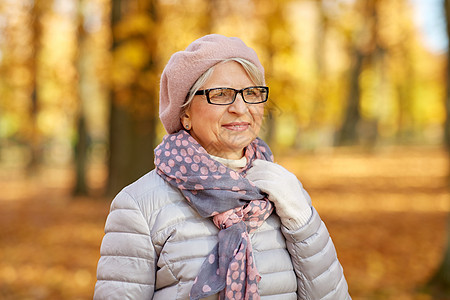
[94, 34, 350, 300]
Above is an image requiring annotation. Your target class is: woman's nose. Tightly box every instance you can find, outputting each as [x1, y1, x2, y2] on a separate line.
[228, 93, 248, 114]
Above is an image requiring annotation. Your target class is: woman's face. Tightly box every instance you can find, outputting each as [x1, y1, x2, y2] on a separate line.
[181, 61, 265, 159]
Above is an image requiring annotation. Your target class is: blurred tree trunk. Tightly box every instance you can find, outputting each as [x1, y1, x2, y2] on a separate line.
[337, 48, 363, 146]
[427, 220, 450, 296]
[392, 1, 415, 143]
[27, 0, 42, 172]
[294, 0, 329, 150]
[74, 115, 89, 195]
[263, 45, 276, 147]
[336, 0, 380, 146]
[446, 0, 450, 157]
[73, 0, 89, 196]
[107, 0, 159, 196]
[395, 55, 414, 141]
[204, 0, 217, 33]
[311, 0, 328, 123]
[426, 0, 450, 296]
[257, 1, 290, 148]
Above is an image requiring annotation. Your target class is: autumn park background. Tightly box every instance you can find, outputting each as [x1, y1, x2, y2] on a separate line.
[0, 0, 449, 299]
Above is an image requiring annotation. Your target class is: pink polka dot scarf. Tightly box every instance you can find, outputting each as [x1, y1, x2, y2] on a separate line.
[154, 130, 274, 300]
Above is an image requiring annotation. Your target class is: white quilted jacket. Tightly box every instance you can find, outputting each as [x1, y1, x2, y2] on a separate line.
[94, 170, 351, 299]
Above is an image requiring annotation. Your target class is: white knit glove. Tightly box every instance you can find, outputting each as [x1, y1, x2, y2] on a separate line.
[246, 159, 312, 230]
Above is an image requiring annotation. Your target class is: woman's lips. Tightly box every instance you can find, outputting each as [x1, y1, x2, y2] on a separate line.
[222, 122, 250, 131]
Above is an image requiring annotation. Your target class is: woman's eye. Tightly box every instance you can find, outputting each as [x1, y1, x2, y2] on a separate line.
[245, 89, 258, 96]
[211, 90, 227, 98]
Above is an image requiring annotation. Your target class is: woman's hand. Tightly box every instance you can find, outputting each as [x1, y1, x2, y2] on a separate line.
[246, 159, 312, 230]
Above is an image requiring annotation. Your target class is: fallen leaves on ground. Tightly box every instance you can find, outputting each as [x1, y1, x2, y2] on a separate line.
[0, 146, 448, 299]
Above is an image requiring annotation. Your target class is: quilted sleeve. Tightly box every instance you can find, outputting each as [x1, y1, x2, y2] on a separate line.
[94, 190, 156, 300]
[281, 206, 351, 300]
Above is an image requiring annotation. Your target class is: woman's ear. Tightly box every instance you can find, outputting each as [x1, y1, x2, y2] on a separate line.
[180, 112, 191, 130]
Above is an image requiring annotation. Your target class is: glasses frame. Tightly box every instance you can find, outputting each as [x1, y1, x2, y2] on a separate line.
[194, 86, 269, 105]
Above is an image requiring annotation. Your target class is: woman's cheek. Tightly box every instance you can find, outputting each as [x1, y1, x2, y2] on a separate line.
[253, 106, 265, 129]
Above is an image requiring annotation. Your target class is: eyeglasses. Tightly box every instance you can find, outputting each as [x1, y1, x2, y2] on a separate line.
[194, 86, 269, 105]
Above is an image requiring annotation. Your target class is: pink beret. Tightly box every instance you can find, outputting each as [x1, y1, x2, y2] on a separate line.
[159, 34, 265, 134]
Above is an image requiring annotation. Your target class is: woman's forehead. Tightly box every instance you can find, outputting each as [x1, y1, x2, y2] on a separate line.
[201, 61, 255, 89]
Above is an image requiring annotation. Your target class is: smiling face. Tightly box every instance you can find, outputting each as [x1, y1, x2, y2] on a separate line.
[181, 61, 265, 159]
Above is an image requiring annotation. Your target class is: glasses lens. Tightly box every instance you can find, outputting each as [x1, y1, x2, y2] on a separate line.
[208, 88, 234, 104]
[243, 87, 267, 103]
